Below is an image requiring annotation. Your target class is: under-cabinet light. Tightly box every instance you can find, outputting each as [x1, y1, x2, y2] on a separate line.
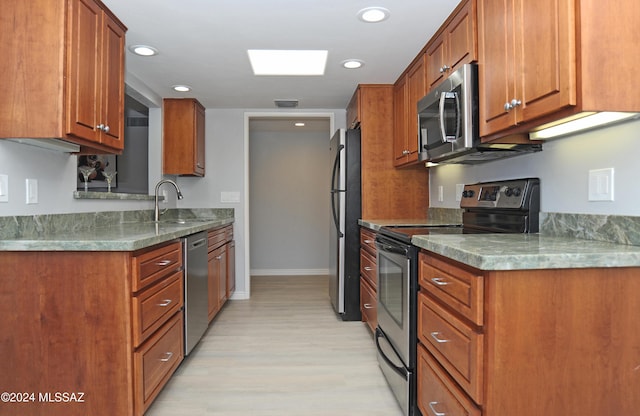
[8, 138, 80, 153]
[529, 112, 640, 140]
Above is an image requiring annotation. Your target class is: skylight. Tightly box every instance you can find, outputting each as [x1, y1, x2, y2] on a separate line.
[247, 50, 328, 76]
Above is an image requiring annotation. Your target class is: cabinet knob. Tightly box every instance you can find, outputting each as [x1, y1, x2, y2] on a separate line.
[510, 98, 522, 108]
[439, 65, 450, 74]
[402, 149, 410, 155]
[504, 102, 513, 111]
[96, 124, 110, 133]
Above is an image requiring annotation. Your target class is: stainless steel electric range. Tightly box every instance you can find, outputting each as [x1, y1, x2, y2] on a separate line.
[374, 178, 540, 416]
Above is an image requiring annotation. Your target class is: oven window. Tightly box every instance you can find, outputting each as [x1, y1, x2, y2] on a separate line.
[378, 253, 405, 326]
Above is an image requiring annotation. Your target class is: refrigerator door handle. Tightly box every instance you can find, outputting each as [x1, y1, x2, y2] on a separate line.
[330, 144, 345, 238]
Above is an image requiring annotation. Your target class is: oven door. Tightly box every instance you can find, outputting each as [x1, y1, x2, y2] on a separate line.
[375, 235, 411, 365]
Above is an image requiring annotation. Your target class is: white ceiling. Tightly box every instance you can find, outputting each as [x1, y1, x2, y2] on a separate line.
[103, 0, 460, 110]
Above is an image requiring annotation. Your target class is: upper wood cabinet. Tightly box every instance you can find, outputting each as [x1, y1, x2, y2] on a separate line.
[351, 85, 430, 219]
[393, 55, 425, 167]
[163, 98, 206, 177]
[0, 0, 127, 154]
[425, 0, 477, 91]
[346, 90, 361, 129]
[478, 0, 640, 140]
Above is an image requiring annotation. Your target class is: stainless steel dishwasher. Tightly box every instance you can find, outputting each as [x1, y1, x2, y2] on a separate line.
[183, 232, 208, 355]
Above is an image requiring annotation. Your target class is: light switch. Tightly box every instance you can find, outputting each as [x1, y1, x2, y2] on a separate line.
[0, 174, 8, 202]
[26, 178, 38, 204]
[588, 168, 614, 201]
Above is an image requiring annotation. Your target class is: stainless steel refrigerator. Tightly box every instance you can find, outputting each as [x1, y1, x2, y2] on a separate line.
[329, 128, 361, 321]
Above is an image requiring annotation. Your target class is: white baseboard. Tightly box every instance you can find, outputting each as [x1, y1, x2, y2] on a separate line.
[250, 268, 329, 276]
[229, 290, 249, 300]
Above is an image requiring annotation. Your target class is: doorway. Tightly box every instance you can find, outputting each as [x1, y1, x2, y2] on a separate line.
[246, 114, 333, 292]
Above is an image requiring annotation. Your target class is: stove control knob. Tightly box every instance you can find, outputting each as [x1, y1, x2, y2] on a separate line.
[512, 187, 522, 197]
[462, 190, 475, 198]
[505, 187, 513, 197]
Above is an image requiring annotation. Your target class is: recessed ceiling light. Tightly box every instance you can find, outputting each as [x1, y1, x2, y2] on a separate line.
[248, 50, 328, 76]
[357, 7, 390, 23]
[342, 59, 364, 69]
[294, 122, 306, 127]
[130, 45, 158, 56]
[172, 85, 192, 92]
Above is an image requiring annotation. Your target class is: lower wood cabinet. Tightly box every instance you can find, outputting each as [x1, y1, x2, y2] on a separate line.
[360, 228, 378, 332]
[417, 250, 640, 416]
[208, 224, 234, 322]
[0, 240, 185, 416]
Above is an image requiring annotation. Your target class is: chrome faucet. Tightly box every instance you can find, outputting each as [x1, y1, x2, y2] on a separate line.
[154, 179, 184, 222]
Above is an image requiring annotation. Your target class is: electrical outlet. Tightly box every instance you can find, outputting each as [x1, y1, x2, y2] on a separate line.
[0, 174, 8, 202]
[588, 168, 614, 201]
[26, 178, 38, 204]
[456, 184, 464, 202]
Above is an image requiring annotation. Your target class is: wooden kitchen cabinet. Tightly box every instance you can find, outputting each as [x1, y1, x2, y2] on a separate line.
[225, 227, 236, 298]
[0, 240, 184, 416]
[346, 89, 361, 129]
[425, 0, 477, 92]
[478, 0, 640, 141]
[416, 250, 640, 416]
[163, 98, 206, 176]
[351, 85, 430, 219]
[0, 0, 127, 154]
[359, 228, 378, 332]
[208, 225, 233, 321]
[393, 55, 425, 167]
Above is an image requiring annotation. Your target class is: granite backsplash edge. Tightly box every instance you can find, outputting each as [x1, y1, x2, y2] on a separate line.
[0, 208, 234, 239]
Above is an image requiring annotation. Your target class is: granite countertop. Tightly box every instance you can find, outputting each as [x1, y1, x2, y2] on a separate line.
[0, 209, 234, 252]
[359, 218, 461, 231]
[412, 233, 640, 270]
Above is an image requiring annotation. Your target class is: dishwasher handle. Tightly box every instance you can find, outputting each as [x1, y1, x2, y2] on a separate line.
[188, 237, 207, 250]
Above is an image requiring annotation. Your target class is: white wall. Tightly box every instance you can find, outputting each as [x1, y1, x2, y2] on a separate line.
[249, 128, 331, 275]
[429, 118, 640, 215]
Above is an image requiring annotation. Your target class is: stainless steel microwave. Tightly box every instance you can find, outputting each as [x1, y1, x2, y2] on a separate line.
[417, 63, 542, 164]
[417, 63, 479, 163]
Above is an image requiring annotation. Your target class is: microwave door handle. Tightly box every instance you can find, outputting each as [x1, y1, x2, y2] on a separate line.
[438, 92, 448, 143]
[454, 91, 461, 139]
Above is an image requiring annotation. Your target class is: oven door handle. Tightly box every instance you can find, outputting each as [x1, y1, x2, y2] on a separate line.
[375, 329, 407, 378]
[375, 235, 410, 256]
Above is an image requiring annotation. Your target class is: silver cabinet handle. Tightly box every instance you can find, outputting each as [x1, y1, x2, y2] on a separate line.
[430, 331, 450, 343]
[364, 239, 373, 244]
[156, 259, 172, 266]
[364, 266, 373, 271]
[363, 303, 374, 309]
[510, 98, 522, 108]
[103, 125, 110, 133]
[402, 149, 410, 155]
[157, 299, 172, 307]
[431, 277, 449, 286]
[159, 351, 173, 362]
[215, 255, 222, 260]
[429, 401, 446, 416]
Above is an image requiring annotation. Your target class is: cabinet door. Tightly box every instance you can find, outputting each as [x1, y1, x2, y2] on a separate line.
[426, 33, 447, 91]
[478, 0, 517, 137]
[208, 245, 225, 322]
[195, 102, 206, 175]
[447, 0, 476, 73]
[392, 75, 409, 165]
[99, 11, 126, 150]
[406, 56, 425, 161]
[66, 0, 102, 143]
[226, 240, 236, 298]
[163, 98, 206, 176]
[516, 0, 576, 123]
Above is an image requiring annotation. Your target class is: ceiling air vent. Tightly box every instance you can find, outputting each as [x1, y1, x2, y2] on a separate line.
[274, 99, 299, 108]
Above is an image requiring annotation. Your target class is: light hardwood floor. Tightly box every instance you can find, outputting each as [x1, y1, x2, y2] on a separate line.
[147, 275, 403, 416]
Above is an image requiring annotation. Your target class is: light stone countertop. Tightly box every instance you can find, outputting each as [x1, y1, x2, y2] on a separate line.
[0, 218, 234, 251]
[358, 218, 461, 231]
[0, 209, 234, 252]
[412, 233, 640, 270]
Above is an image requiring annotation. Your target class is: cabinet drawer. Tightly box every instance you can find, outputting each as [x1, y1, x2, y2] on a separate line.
[134, 312, 184, 415]
[360, 248, 377, 289]
[224, 225, 233, 242]
[418, 292, 483, 404]
[419, 252, 483, 325]
[208, 227, 227, 251]
[132, 241, 183, 292]
[360, 278, 377, 332]
[360, 228, 377, 255]
[132, 271, 184, 346]
[418, 344, 481, 416]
